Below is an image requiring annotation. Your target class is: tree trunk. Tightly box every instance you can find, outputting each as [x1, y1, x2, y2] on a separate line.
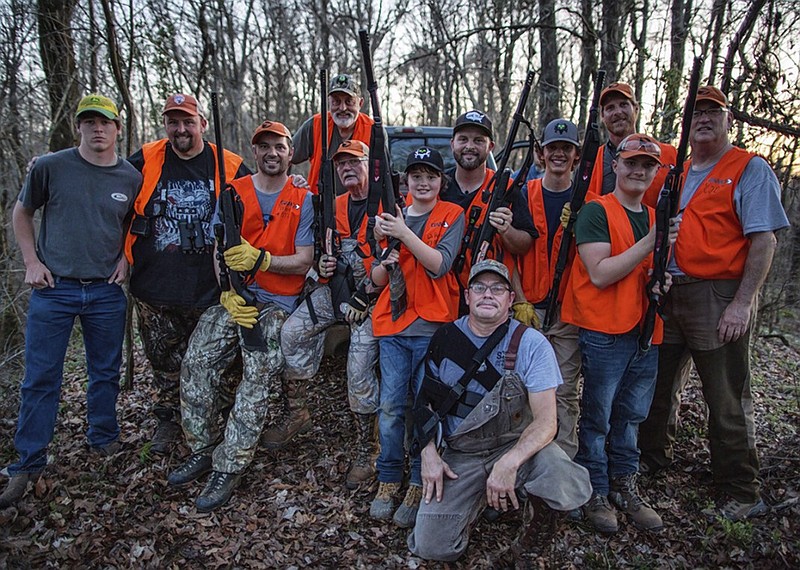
[577, 0, 598, 133]
[658, 0, 692, 141]
[538, 0, 560, 130]
[704, 0, 726, 83]
[600, 0, 623, 83]
[37, 0, 79, 151]
[99, 0, 135, 155]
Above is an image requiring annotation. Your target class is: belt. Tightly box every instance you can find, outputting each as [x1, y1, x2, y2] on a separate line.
[55, 276, 108, 285]
[671, 275, 703, 286]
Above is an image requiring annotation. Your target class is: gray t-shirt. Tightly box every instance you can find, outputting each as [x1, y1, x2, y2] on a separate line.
[393, 206, 466, 337]
[18, 147, 142, 279]
[668, 155, 790, 276]
[428, 317, 562, 435]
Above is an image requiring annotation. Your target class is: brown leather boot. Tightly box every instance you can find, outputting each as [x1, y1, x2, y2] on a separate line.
[345, 413, 377, 489]
[261, 379, 311, 449]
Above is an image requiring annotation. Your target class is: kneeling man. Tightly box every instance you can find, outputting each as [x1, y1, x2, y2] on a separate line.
[408, 259, 591, 561]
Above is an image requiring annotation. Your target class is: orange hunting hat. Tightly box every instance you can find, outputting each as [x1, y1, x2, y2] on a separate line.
[251, 120, 292, 144]
[162, 93, 201, 116]
[695, 86, 729, 107]
[333, 140, 369, 160]
[617, 133, 662, 165]
[600, 82, 637, 106]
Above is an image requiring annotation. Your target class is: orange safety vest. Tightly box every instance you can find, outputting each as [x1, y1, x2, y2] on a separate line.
[308, 113, 373, 193]
[124, 139, 243, 263]
[586, 143, 677, 208]
[234, 176, 309, 296]
[458, 169, 516, 286]
[517, 179, 569, 304]
[561, 193, 663, 343]
[372, 200, 463, 337]
[334, 193, 377, 275]
[673, 147, 755, 280]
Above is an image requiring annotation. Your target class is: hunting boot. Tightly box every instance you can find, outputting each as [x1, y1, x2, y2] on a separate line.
[584, 493, 619, 534]
[0, 472, 39, 508]
[345, 413, 377, 489]
[369, 482, 401, 520]
[610, 473, 663, 532]
[493, 495, 562, 566]
[393, 484, 423, 528]
[261, 379, 312, 449]
[150, 406, 182, 455]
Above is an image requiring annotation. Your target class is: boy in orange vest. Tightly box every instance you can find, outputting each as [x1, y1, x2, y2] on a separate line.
[368, 147, 465, 527]
[562, 134, 678, 534]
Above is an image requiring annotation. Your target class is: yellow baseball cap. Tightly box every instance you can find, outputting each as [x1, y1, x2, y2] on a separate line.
[76, 94, 119, 120]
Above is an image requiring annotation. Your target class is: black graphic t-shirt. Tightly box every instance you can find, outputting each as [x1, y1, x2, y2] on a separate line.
[128, 141, 250, 307]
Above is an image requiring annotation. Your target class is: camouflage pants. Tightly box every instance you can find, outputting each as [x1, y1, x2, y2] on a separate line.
[134, 299, 207, 408]
[282, 285, 380, 414]
[181, 303, 287, 474]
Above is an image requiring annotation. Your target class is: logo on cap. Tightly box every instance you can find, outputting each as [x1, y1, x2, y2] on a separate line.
[555, 122, 568, 134]
[465, 111, 486, 123]
[174, 94, 185, 105]
[334, 75, 348, 85]
[414, 147, 431, 159]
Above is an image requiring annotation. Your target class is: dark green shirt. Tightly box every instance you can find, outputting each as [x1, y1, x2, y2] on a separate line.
[574, 200, 649, 245]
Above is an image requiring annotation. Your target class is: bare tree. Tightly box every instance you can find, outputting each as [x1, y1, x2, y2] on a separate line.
[538, 0, 560, 130]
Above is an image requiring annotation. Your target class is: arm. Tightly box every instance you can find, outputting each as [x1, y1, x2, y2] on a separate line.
[718, 231, 777, 343]
[577, 233, 653, 290]
[485, 388, 557, 511]
[268, 244, 314, 275]
[377, 207, 444, 274]
[490, 206, 534, 255]
[12, 201, 53, 288]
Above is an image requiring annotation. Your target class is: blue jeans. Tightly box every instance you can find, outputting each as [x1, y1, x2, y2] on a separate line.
[575, 329, 658, 496]
[377, 335, 430, 486]
[9, 279, 127, 475]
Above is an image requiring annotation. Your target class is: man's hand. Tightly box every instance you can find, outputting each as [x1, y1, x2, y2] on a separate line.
[220, 290, 259, 328]
[108, 256, 129, 285]
[486, 455, 519, 512]
[512, 301, 539, 328]
[488, 206, 514, 235]
[25, 260, 54, 289]
[224, 237, 271, 272]
[290, 173, 309, 189]
[421, 441, 458, 504]
[318, 253, 337, 279]
[375, 206, 409, 241]
[344, 287, 370, 324]
[718, 299, 751, 344]
[380, 248, 400, 269]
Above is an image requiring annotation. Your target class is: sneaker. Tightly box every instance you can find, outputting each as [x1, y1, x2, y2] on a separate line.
[703, 498, 768, 522]
[195, 471, 241, 513]
[369, 482, 401, 520]
[584, 493, 618, 534]
[392, 485, 422, 528]
[0, 472, 39, 508]
[168, 454, 213, 487]
[610, 473, 663, 532]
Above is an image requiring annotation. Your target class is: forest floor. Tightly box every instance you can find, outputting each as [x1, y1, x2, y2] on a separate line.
[0, 327, 798, 569]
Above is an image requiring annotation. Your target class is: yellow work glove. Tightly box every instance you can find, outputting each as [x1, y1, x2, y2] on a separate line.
[223, 237, 272, 272]
[512, 302, 540, 329]
[220, 290, 259, 329]
[560, 203, 572, 229]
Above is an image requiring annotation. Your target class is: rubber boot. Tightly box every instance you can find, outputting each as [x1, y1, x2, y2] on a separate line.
[345, 413, 377, 489]
[151, 406, 182, 455]
[261, 379, 311, 449]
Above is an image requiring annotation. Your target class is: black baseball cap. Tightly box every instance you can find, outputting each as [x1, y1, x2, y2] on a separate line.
[405, 146, 444, 173]
[453, 110, 493, 139]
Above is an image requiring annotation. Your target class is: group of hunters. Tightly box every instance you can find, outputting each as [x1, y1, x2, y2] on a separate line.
[1, 62, 790, 562]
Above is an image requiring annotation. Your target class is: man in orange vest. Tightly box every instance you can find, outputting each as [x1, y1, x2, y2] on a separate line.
[587, 83, 677, 208]
[126, 94, 250, 454]
[292, 73, 374, 195]
[276, 140, 382, 489]
[441, 110, 537, 319]
[518, 118, 582, 459]
[562, 134, 678, 534]
[639, 86, 789, 521]
[166, 120, 314, 513]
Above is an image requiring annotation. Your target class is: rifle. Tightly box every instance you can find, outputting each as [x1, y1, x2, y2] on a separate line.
[452, 71, 536, 280]
[211, 91, 267, 351]
[638, 56, 703, 352]
[312, 68, 353, 319]
[359, 28, 406, 320]
[542, 69, 606, 332]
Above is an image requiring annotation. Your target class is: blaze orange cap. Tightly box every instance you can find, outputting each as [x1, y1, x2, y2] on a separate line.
[251, 120, 292, 144]
[600, 82, 636, 106]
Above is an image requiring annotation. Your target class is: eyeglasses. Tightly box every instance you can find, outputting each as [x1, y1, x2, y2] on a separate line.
[469, 282, 511, 296]
[618, 136, 660, 155]
[692, 107, 727, 118]
[335, 158, 367, 168]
